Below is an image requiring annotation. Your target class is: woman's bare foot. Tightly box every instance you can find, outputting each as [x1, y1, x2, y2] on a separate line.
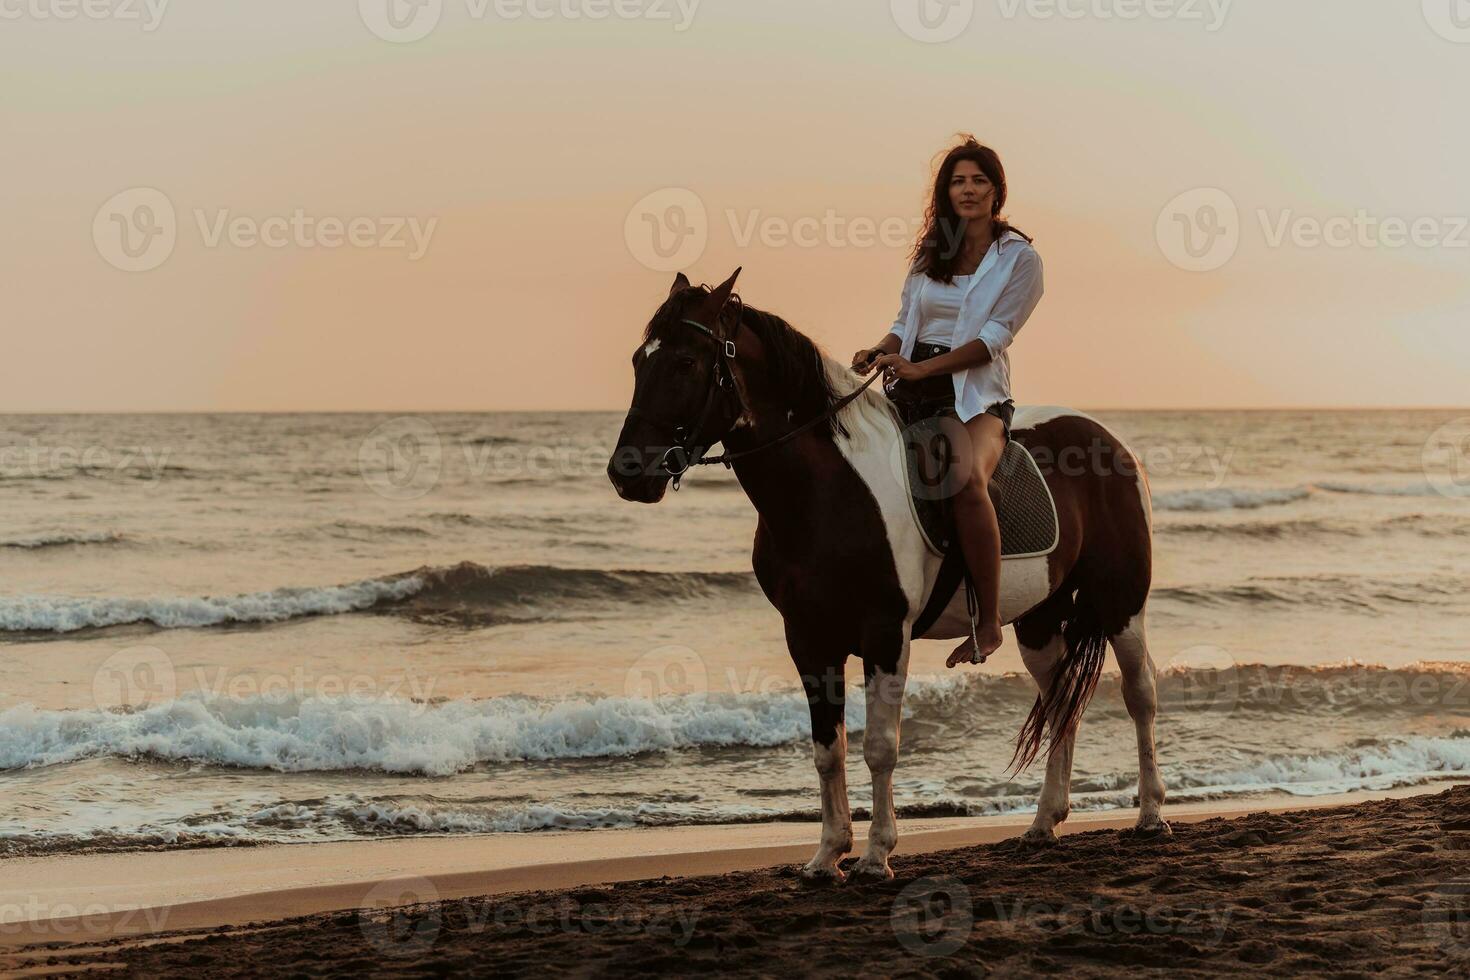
[947, 622, 1003, 668]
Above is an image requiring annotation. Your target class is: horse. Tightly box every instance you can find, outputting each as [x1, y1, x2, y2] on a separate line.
[606, 269, 1166, 882]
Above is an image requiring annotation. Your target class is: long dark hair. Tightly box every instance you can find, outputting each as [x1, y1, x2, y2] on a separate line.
[910, 135, 1032, 283]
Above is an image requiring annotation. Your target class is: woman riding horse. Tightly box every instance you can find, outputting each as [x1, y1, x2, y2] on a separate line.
[851, 136, 1044, 670]
[608, 138, 1163, 880]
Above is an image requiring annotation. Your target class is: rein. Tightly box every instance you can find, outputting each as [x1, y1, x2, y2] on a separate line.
[630, 302, 883, 490]
[693, 368, 882, 469]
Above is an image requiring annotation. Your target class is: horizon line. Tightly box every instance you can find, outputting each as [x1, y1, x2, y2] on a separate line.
[3, 405, 1469, 416]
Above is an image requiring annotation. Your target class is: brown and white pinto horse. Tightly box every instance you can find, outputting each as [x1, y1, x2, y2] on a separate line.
[607, 270, 1166, 881]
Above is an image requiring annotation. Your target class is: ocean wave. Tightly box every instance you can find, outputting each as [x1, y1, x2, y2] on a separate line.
[0, 561, 760, 634]
[5, 666, 1466, 777]
[1153, 486, 1312, 512]
[1158, 513, 1470, 541]
[7, 733, 1467, 857]
[0, 530, 123, 550]
[308, 520, 432, 541]
[0, 573, 425, 633]
[1168, 736, 1470, 797]
[388, 563, 759, 627]
[1155, 662, 1470, 715]
[1318, 479, 1470, 498]
[1153, 574, 1466, 614]
[1152, 478, 1470, 514]
[0, 676, 1017, 775]
[0, 689, 833, 775]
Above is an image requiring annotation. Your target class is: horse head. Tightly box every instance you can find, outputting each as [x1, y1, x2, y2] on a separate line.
[606, 268, 744, 503]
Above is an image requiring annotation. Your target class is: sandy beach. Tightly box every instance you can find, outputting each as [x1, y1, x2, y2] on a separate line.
[4, 782, 1468, 976]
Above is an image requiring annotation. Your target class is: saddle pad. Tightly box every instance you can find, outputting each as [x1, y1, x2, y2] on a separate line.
[900, 417, 1059, 560]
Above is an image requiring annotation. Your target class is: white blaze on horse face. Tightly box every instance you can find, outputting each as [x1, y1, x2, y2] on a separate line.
[642, 337, 661, 358]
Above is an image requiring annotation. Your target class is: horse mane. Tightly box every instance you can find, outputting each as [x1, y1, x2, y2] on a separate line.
[647, 287, 883, 442]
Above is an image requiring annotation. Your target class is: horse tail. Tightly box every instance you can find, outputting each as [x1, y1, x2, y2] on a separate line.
[1010, 587, 1109, 772]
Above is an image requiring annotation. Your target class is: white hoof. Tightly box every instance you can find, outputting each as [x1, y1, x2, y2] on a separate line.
[1019, 826, 1059, 848]
[799, 861, 846, 884]
[1133, 817, 1172, 838]
[850, 857, 894, 881]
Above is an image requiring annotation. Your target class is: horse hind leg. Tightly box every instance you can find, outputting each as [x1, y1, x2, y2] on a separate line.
[1016, 632, 1076, 847]
[1110, 608, 1169, 835]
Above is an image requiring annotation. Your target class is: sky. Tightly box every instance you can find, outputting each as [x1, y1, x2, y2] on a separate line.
[3, 0, 1467, 412]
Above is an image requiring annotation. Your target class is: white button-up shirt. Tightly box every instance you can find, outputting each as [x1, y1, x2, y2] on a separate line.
[886, 229, 1044, 423]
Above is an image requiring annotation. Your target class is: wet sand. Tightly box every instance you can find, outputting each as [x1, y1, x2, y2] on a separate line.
[4, 784, 1469, 977]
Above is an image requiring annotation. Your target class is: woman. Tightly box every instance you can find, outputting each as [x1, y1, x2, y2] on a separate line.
[851, 135, 1045, 669]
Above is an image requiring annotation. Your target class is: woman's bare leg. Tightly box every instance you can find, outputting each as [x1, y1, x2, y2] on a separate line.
[947, 412, 1008, 668]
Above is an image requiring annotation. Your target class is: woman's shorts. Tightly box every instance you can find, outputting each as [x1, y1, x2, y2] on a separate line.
[890, 342, 1015, 439]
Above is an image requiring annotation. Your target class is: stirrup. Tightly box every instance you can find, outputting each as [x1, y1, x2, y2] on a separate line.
[964, 578, 990, 664]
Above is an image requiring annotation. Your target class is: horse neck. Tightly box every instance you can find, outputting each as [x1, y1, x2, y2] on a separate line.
[719, 351, 866, 537]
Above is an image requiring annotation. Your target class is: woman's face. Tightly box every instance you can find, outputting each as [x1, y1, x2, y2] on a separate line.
[948, 160, 995, 222]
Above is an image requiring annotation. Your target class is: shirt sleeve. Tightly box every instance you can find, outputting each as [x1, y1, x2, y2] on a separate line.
[886, 268, 921, 340]
[976, 247, 1044, 360]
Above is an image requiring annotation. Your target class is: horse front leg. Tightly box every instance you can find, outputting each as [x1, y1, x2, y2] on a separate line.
[852, 624, 909, 880]
[796, 653, 851, 882]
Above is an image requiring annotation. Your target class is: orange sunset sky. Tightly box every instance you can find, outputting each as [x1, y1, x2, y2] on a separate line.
[3, 1, 1467, 412]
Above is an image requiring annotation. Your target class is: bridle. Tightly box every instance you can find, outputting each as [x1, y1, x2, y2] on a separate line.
[624, 310, 742, 489]
[625, 295, 883, 490]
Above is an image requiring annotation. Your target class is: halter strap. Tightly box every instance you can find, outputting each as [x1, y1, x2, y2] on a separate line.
[628, 298, 881, 489]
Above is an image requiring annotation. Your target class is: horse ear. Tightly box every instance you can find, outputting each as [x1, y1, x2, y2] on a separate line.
[668, 272, 691, 298]
[704, 267, 742, 318]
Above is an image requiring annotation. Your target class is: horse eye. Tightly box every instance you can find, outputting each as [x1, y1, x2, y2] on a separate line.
[675, 356, 697, 372]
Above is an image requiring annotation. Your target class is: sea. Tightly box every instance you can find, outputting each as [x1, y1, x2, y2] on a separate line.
[2, 409, 1469, 858]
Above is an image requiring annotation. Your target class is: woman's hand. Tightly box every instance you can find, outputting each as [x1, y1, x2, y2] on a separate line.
[871, 353, 929, 383]
[850, 347, 882, 372]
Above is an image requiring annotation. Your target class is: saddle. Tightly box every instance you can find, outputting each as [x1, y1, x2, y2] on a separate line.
[891, 401, 1059, 639]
